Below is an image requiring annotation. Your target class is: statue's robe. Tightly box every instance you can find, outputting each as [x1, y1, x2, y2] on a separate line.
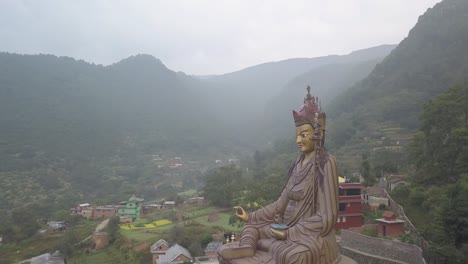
[221, 152, 340, 264]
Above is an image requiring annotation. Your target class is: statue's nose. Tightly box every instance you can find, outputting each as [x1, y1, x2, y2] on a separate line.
[296, 135, 301, 144]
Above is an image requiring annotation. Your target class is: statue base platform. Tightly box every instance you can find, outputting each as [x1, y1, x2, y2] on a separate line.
[218, 242, 357, 264]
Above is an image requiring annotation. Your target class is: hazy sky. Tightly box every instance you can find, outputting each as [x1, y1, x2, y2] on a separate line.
[0, 0, 442, 75]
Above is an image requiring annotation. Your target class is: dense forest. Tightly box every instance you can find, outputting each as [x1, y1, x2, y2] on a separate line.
[393, 84, 468, 262]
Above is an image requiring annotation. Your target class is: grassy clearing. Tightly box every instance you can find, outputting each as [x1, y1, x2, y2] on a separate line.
[0, 218, 98, 264]
[192, 213, 239, 231]
[177, 189, 197, 197]
[67, 244, 136, 264]
[120, 229, 165, 242]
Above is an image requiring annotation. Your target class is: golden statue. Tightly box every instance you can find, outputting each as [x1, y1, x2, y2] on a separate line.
[218, 86, 354, 264]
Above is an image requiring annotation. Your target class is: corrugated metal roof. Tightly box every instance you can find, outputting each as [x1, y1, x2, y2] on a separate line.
[30, 253, 65, 264]
[150, 239, 169, 253]
[205, 241, 222, 252]
[166, 243, 192, 262]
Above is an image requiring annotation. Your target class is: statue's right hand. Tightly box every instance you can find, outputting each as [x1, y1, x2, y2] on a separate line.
[234, 206, 248, 222]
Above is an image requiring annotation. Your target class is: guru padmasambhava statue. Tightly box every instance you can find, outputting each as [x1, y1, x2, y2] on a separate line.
[218, 86, 346, 264]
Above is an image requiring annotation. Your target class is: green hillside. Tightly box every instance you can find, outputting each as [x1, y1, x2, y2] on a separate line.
[327, 0, 468, 156]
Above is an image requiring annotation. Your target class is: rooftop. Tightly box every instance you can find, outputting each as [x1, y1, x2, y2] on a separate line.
[158, 243, 192, 263]
[150, 239, 169, 253]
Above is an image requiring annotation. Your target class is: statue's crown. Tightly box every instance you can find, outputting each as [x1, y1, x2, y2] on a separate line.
[292, 86, 326, 140]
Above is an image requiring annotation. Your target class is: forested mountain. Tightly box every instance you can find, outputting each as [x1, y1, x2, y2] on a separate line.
[201, 45, 395, 129]
[327, 0, 468, 152]
[0, 53, 228, 162]
[395, 84, 468, 262]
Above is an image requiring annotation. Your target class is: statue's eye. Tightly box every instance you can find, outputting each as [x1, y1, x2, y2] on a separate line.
[301, 134, 307, 138]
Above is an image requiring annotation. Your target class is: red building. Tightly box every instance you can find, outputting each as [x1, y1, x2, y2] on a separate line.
[376, 211, 405, 238]
[336, 182, 363, 230]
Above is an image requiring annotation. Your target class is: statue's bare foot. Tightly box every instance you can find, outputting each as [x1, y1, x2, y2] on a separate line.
[220, 245, 256, 259]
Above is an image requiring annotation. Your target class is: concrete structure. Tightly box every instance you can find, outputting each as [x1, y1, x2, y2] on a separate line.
[336, 182, 363, 230]
[119, 215, 133, 224]
[376, 211, 405, 238]
[195, 256, 219, 264]
[93, 206, 117, 220]
[92, 232, 109, 250]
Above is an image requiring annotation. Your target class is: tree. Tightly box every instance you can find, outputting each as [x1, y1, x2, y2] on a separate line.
[360, 154, 374, 186]
[107, 216, 121, 243]
[203, 166, 242, 207]
[410, 83, 468, 185]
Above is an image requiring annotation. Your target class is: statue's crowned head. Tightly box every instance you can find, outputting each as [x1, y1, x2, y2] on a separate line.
[292, 86, 326, 147]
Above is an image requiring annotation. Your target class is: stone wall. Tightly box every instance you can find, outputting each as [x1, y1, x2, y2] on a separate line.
[386, 190, 431, 262]
[340, 230, 424, 264]
[340, 247, 405, 264]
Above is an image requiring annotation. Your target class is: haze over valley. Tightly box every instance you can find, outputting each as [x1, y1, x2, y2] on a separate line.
[1, 0, 468, 263]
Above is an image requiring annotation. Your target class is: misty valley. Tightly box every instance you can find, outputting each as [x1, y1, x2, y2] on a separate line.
[1, 0, 468, 263]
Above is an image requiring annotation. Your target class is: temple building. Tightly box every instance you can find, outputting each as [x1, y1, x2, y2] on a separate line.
[336, 178, 363, 230]
[376, 211, 405, 238]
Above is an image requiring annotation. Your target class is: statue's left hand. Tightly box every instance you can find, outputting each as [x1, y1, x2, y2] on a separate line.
[271, 228, 287, 240]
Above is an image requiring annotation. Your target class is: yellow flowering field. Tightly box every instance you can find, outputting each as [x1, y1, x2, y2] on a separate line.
[120, 219, 173, 230]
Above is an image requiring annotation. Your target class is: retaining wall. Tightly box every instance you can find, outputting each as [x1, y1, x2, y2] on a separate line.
[340, 230, 424, 264]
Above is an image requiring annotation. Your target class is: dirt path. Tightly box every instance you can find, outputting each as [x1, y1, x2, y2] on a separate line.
[79, 218, 110, 243]
[95, 218, 110, 232]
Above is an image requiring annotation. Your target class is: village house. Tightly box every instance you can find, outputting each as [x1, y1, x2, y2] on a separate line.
[118, 195, 144, 220]
[92, 231, 109, 250]
[150, 239, 192, 264]
[93, 206, 117, 220]
[188, 196, 206, 205]
[387, 175, 409, 191]
[336, 178, 363, 230]
[204, 241, 222, 258]
[47, 221, 66, 232]
[69, 203, 91, 216]
[362, 187, 389, 210]
[163, 201, 176, 209]
[376, 211, 405, 238]
[151, 239, 170, 264]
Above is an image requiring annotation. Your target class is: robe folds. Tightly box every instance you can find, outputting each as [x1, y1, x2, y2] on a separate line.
[224, 152, 340, 264]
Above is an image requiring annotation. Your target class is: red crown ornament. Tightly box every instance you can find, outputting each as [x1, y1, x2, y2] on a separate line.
[292, 86, 326, 143]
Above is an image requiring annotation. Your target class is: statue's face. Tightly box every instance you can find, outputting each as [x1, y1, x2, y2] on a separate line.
[295, 124, 315, 154]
